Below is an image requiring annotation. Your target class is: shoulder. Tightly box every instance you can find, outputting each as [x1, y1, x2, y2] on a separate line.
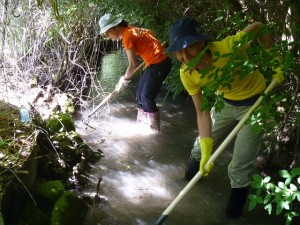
[242, 22, 263, 33]
[211, 31, 249, 52]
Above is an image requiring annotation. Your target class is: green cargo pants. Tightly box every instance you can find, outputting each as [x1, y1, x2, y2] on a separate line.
[190, 101, 263, 188]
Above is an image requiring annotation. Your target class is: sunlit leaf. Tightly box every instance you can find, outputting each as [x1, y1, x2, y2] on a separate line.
[296, 192, 300, 201]
[289, 183, 298, 192]
[279, 170, 290, 178]
[278, 182, 287, 190]
[263, 176, 271, 183]
[266, 182, 275, 191]
[264, 203, 272, 215]
[285, 177, 292, 185]
[286, 214, 292, 225]
[282, 201, 290, 210]
[286, 193, 295, 202]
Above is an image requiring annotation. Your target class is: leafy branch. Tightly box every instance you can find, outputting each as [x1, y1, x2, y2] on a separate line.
[249, 168, 300, 225]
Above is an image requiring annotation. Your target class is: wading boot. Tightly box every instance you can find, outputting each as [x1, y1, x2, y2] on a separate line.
[225, 186, 250, 218]
[185, 156, 199, 180]
[137, 108, 146, 124]
[146, 110, 160, 131]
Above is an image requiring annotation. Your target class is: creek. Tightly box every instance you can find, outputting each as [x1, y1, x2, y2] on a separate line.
[74, 50, 286, 225]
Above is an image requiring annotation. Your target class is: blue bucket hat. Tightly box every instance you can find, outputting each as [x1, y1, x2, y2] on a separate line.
[165, 18, 210, 53]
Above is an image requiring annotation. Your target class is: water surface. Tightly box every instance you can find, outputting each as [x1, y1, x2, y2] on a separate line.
[74, 52, 287, 225]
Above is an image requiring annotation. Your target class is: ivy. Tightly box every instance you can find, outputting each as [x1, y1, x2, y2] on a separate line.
[249, 168, 300, 225]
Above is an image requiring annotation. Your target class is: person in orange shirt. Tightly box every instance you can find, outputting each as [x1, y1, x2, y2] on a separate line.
[99, 13, 172, 131]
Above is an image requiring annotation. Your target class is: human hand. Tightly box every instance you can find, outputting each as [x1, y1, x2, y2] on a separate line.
[116, 76, 130, 91]
[199, 137, 214, 176]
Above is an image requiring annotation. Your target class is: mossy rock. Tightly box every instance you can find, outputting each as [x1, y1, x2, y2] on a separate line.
[51, 191, 87, 225]
[31, 180, 65, 212]
[20, 202, 50, 225]
[46, 113, 75, 133]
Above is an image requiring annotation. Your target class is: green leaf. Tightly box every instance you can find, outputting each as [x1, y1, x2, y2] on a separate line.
[286, 193, 295, 202]
[266, 183, 276, 191]
[282, 201, 290, 210]
[291, 167, 300, 178]
[264, 203, 273, 215]
[289, 183, 298, 192]
[256, 188, 262, 196]
[257, 196, 263, 204]
[248, 194, 257, 200]
[251, 174, 263, 188]
[286, 214, 292, 225]
[279, 170, 291, 178]
[263, 176, 271, 183]
[264, 194, 272, 204]
[276, 201, 284, 215]
[285, 177, 292, 185]
[248, 199, 257, 211]
[185, 44, 210, 72]
[274, 191, 284, 201]
[278, 182, 287, 190]
[295, 192, 300, 201]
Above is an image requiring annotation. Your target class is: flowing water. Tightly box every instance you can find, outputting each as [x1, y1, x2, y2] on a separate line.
[74, 51, 287, 225]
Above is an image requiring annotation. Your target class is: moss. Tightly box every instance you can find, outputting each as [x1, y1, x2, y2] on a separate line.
[31, 180, 65, 212]
[46, 113, 75, 133]
[20, 202, 50, 225]
[51, 191, 87, 225]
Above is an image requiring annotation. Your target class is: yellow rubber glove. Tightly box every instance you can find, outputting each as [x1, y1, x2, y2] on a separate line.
[271, 55, 284, 84]
[199, 137, 214, 176]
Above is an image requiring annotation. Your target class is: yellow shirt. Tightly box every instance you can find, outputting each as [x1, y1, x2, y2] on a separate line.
[180, 31, 266, 100]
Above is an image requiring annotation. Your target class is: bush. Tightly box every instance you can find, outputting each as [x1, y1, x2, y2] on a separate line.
[249, 167, 300, 225]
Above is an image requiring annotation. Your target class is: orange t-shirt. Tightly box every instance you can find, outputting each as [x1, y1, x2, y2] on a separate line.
[122, 26, 167, 66]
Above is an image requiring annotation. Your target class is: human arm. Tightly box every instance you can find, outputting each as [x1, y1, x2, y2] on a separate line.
[191, 92, 212, 138]
[124, 48, 138, 80]
[243, 22, 273, 49]
[191, 92, 214, 176]
[243, 22, 284, 83]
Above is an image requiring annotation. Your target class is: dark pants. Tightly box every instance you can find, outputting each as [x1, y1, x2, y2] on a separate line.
[136, 57, 172, 113]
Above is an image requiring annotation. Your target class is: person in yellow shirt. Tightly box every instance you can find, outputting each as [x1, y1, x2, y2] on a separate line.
[165, 17, 284, 218]
[99, 13, 172, 131]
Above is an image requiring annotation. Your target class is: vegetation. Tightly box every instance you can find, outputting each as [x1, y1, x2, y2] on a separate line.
[51, 191, 87, 225]
[0, 0, 299, 224]
[249, 168, 300, 225]
[31, 180, 65, 212]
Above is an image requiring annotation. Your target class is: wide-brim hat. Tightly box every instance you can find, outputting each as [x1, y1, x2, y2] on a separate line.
[165, 17, 210, 53]
[99, 13, 124, 34]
